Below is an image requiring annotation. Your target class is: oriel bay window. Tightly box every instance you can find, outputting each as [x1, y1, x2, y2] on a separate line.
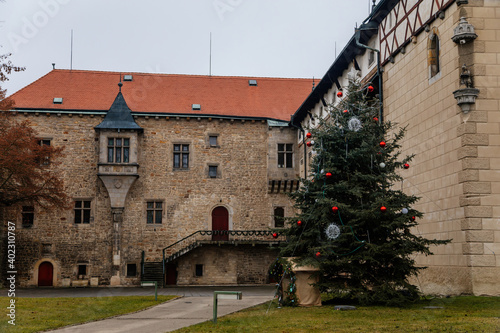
[108, 138, 130, 163]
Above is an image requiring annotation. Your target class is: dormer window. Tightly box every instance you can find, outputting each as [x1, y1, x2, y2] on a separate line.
[107, 138, 130, 163]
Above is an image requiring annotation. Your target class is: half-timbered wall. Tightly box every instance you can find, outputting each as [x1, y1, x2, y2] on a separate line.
[380, 0, 455, 64]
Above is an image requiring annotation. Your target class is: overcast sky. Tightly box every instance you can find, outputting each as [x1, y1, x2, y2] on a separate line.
[1, 0, 375, 96]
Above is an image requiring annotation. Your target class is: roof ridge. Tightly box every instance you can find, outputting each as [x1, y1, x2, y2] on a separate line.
[47, 69, 313, 81]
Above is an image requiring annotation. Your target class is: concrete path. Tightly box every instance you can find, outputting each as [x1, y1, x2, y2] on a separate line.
[6, 286, 277, 332]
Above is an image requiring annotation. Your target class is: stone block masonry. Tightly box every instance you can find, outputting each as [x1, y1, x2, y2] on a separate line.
[2, 113, 297, 287]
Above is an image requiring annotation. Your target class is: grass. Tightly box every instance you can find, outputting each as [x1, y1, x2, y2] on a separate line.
[175, 296, 500, 333]
[0, 295, 176, 333]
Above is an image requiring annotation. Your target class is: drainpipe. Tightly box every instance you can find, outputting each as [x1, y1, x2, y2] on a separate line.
[354, 21, 383, 123]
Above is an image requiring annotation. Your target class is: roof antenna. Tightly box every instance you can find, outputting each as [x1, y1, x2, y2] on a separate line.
[371, 0, 376, 13]
[70, 29, 73, 71]
[52, 63, 55, 70]
[118, 74, 122, 92]
[312, 77, 315, 91]
[209, 32, 212, 76]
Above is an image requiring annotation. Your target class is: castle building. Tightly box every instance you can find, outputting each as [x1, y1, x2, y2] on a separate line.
[3, 70, 312, 287]
[292, 0, 499, 296]
[2, 0, 499, 296]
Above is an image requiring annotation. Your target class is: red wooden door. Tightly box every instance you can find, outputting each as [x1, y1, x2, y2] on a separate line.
[165, 263, 177, 285]
[212, 206, 229, 241]
[38, 262, 53, 286]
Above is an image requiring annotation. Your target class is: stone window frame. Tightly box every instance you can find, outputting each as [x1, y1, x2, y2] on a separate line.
[76, 263, 89, 279]
[273, 206, 285, 228]
[428, 27, 442, 84]
[172, 143, 191, 170]
[207, 133, 220, 148]
[73, 198, 93, 224]
[207, 163, 220, 179]
[126, 263, 137, 277]
[37, 138, 52, 166]
[99, 132, 138, 165]
[107, 137, 131, 164]
[277, 143, 293, 169]
[146, 200, 164, 224]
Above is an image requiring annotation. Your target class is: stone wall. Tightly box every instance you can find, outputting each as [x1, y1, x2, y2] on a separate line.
[383, 0, 500, 296]
[176, 244, 279, 285]
[2, 113, 297, 287]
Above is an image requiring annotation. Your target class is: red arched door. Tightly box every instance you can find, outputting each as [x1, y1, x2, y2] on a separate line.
[212, 206, 229, 241]
[38, 262, 53, 286]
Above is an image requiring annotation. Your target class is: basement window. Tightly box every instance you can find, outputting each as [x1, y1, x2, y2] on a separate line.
[53, 97, 63, 104]
[195, 264, 203, 277]
[192, 104, 201, 110]
[127, 263, 137, 277]
[78, 264, 87, 277]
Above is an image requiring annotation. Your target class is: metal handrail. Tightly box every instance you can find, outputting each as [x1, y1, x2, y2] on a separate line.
[141, 250, 145, 275]
[161, 230, 284, 268]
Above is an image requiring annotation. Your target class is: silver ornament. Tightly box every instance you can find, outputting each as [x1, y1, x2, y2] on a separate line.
[348, 117, 362, 132]
[379, 162, 386, 168]
[402, 208, 409, 214]
[325, 223, 341, 240]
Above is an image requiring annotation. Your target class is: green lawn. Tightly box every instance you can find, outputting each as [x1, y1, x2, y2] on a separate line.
[175, 296, 500, 333]
[0, 295, 176, 333]
[1, 295, 498, 333]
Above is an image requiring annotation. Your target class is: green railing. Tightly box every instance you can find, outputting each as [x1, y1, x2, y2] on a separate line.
[160, 230, 286, 275]
[141, 250, 145, 275]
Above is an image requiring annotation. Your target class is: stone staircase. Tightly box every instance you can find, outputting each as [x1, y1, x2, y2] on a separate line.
[141, 261, 164, 287]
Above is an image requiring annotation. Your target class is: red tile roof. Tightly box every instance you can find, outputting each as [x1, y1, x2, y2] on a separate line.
[10, 70, 313, 121]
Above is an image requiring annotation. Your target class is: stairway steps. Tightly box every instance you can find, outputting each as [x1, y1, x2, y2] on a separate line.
[141, 261, 163, 287]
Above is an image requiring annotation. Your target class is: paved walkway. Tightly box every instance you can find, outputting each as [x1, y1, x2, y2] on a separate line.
[5, 286, 278, 332]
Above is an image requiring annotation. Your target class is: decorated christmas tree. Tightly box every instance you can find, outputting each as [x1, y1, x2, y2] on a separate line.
[279, 79, 449, 306]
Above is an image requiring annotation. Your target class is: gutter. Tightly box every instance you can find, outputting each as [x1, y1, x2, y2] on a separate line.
[354, 21, 384, 123]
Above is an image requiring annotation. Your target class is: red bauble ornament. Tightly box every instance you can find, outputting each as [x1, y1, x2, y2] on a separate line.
[315, 251, 321, 258]
[272, 232, 278, 239]
[306, 141, 312, 147]
[297, 220, 302, 226]
[332, 206, 339, 212]
[337, 91, 343, 98]
[343, 109, 349, 114]
[306, 132, 312, 138]
[379, 141, 386, 148]
[411, 216, 416, 221]
[373, 117, 379, 122]
[404, 163, 410, 169]
[380, 206, 387, 212]
[368, 85, 374, 93]
[326, 172, 332, 178]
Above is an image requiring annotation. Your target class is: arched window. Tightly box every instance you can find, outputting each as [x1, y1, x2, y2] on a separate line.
[428, 28, 441, 79]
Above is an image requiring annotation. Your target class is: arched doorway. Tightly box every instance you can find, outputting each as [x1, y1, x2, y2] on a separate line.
[212, 206, 229, 241]
[38, 262, 53, 286]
